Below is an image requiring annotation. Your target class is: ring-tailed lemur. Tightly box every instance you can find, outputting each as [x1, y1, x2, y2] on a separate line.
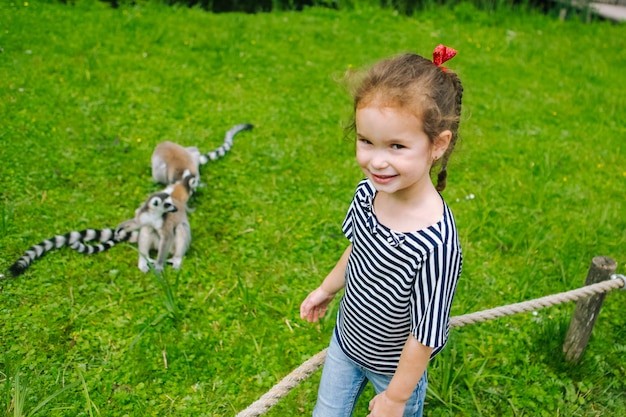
[151, 123, 253, 186]
[70, 172, 198, 272]
[114, 173, 196, 273]
[6, 193, 178, 278]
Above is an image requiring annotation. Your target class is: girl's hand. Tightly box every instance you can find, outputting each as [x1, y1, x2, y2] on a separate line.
[300, 287, 335, 322]
[367, 391, 406, 417]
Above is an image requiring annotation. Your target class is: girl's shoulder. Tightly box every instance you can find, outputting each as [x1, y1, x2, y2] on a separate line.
[354, 178, 375, 196]
[400, 198, 459, 250]
[349, 179, 377, 210]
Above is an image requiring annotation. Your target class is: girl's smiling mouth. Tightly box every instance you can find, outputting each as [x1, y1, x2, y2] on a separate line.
[370, 172, 398, 183]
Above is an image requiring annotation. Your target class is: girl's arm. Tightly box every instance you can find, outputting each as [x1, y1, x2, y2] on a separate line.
[300, 244, 352, 323]
[368, 335, 433, 417]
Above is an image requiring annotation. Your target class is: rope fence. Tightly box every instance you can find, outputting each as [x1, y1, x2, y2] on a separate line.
[236, 257, 625, 417]
[449, 274, 624, 328]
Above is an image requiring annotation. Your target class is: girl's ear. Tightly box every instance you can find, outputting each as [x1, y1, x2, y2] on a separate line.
[433, 130, 452, 160]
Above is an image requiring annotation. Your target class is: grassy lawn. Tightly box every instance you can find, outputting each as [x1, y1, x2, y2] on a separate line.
[1, 1, 625, 416]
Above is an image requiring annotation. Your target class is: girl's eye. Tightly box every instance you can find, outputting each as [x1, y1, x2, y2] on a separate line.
[358, 138, 372, 145]
[391, 144, 405, 150]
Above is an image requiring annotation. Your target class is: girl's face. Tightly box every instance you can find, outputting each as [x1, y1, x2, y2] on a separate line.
[355, 105, 447, 198]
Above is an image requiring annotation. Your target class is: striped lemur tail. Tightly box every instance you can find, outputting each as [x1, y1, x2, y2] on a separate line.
[67, 228, 138, 258]
[199, 123, 253, 165]
[7, 228, 136, 277]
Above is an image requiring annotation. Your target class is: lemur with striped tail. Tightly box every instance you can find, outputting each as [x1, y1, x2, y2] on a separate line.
[113, 173, 197, 273]
[5, 192, 177, 278]
[151, 123, 253, 186]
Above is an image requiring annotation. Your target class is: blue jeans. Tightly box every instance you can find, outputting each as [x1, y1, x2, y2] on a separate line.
[313, 331, 427, 417]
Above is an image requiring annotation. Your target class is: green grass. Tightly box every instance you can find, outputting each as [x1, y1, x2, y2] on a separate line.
[1, 1, 625, 416]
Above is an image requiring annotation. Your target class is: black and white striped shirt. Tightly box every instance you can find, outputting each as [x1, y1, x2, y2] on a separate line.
[336, 179, 462, 374]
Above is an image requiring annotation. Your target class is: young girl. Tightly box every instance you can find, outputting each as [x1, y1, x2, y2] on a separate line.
[300, 45, 464, 417]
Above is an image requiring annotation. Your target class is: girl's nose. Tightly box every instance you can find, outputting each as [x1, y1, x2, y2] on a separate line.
[370, 151, 389, 170]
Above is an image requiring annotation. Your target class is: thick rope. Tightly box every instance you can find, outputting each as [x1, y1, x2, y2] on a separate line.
[449, 276, 623, 328]
[235, 349, 328, 417]
[235, 277, 624, 417]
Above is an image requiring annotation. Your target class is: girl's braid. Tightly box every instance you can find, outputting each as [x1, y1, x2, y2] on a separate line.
[436, 72, 464, 192]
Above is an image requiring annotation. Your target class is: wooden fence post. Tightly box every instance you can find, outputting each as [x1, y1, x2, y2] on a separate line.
[562, 256, 618, 362]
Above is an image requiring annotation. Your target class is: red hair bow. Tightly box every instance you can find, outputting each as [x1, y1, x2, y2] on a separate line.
[432, 44, 457, 72]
